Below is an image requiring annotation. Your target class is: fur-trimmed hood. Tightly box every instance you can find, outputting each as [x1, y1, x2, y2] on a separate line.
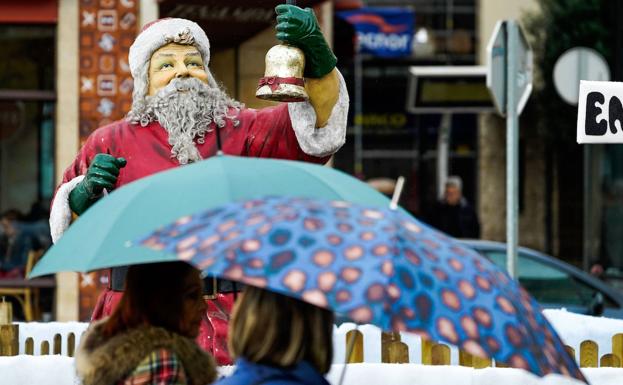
[75, 319, 216, 385]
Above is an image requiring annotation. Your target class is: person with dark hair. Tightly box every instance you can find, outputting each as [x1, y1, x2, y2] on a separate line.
[216, 286, 334, 385]
[75, 262, 216, 385]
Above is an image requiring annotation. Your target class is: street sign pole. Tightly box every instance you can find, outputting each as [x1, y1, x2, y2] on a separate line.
[487, 19, 532, 279]
[506, 21, 519, 278]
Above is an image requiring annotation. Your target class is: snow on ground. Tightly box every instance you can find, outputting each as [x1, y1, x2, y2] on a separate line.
[543, 309, 623, 357]
[3, 309, 623, 385]
[0, 355, 77, 385]
[1, 356, 621, 385]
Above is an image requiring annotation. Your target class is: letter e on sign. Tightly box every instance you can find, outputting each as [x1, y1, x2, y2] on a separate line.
[577, 80, 623, 143]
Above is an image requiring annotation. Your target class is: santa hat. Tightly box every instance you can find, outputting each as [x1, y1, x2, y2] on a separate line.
[129, 18, 211, 80]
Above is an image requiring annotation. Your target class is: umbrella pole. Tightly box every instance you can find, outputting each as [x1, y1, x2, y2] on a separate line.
[337, 324, 359, 385]
[389, 176, 405, 210]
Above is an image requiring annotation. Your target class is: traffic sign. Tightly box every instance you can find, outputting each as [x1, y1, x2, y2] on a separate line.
[486, 20, 533, 116]
[554, 47, 610, 105]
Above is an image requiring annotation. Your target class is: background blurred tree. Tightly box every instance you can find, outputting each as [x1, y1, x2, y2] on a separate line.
[521, 0, 613, 259]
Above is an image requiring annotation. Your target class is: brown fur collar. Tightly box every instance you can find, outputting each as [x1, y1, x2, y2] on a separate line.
[75, 319, 216, 385]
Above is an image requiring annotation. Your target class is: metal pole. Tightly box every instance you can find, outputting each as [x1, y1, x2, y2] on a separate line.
[506, 20, 519, 278]
[354, 52, 363, 177]
[437, 113, 451, 199]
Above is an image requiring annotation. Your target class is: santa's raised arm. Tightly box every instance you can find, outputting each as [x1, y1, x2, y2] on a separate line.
[51, 9, 348, 243]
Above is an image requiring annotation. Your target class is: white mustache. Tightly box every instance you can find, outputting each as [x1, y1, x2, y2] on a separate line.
[159, 78, 208, 98]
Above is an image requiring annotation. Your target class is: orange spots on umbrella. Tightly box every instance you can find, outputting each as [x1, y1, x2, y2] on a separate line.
[317, 272, 337, 292]
[218, 219, 237, 233]
[360, 231, 375, 241]
[247, 258, 264, 269]
[387, 284, 401, 299]
[302, 289, 328, 308]
[327, 234, 343, 245]
[256, 223, 272, 235]
[441, 289, 461, 311]
[283, 270, 307, 292]
[344, 245, 364, 260]
[223, 231, 241, 241]
[362, 209, 384, 219]
[341, 267, 362, 283]
[366, 284, 385, 301]
[177, 235, 198, 251]
[496, 296, 517, 314]
[462, 340, 487, 358]
[244, 276, 268, 288]
[437, 317, 459, 344]
[475, 276, 491, 291]
[224, 264, 244, 280]
[245, 214, 267, 226]
[509, 354, 529, 370]
[199, 234, 220, 250]
[448, 258, 464, 272]
[178, 248, 196, 261]
[382, 261, 394, 276]
[336, 290, 352, 302]
[303, 218, 324, 231]
[460, 316, 479, 339]
[473, 307, 492, 328]
[458, 280, 476, 299]
[349, 306, 373, 323]
[241, 239, 261, 253]
[313, 250, 335, 267]
[372, 244, 390, 256]
[402, 221, 421, 233]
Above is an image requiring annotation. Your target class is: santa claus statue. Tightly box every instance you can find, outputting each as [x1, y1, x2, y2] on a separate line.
[50, 5, 347, 365]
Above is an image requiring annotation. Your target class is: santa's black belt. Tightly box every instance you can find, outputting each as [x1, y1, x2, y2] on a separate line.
[109, 266, 244, 296]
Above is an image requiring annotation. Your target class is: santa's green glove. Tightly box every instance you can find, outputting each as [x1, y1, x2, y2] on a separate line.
[69, 153, 126, 215]
[275, 4, 337, 78]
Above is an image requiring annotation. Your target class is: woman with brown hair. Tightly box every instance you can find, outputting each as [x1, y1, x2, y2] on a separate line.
[216, 286, 334, 385]
[75, 262, 217, 385]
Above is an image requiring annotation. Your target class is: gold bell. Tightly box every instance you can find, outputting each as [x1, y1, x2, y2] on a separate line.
[256, 44, 308, 102]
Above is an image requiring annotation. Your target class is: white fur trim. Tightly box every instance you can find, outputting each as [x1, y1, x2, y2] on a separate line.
[288, 70, 349, 157]
[50, 175, 85, 244]
[129, 18, 211, 79]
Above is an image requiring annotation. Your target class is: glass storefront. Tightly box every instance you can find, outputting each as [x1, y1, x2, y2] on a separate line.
[0, 25, 56, 215]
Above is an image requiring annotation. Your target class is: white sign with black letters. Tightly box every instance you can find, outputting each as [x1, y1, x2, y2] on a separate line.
[577, 80, 623, 143]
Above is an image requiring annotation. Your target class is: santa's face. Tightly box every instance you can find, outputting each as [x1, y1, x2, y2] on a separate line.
[148, 43, 208, 96]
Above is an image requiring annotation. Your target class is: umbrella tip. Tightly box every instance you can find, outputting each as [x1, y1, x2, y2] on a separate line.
[389, 176, 405, 210]
[124, 241, 133, 248]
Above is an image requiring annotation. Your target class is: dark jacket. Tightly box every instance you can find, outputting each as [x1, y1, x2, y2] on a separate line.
[216, 358, 331, 385]
[429, 198, 480, 239]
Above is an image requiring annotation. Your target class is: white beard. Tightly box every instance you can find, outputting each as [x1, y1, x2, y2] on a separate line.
[128, 77, 242, 164]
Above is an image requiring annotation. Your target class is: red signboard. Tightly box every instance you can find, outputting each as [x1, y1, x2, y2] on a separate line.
[0, 1, 58, 24]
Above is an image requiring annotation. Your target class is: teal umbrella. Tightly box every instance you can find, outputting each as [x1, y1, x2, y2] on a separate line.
[30, 155, 391, 277]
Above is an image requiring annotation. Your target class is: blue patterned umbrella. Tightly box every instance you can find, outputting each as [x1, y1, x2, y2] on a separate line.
[137, 196, 585, 382]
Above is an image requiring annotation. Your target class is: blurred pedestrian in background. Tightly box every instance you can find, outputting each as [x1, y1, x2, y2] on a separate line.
[429, 176, 480, 239]
[216, 286, 334, 385]
[75, 262, 216, 385]
[0, 209, 47, 278]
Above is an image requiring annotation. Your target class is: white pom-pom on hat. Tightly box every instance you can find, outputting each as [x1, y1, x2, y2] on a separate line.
[128, 18, 211, 79]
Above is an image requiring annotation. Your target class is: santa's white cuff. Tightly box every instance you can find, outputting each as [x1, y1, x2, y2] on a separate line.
[50, 175, 84, 244]
[288, 70, 349, 157]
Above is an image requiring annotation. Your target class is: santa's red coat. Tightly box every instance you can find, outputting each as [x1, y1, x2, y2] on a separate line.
[58, 103, 329, 365]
